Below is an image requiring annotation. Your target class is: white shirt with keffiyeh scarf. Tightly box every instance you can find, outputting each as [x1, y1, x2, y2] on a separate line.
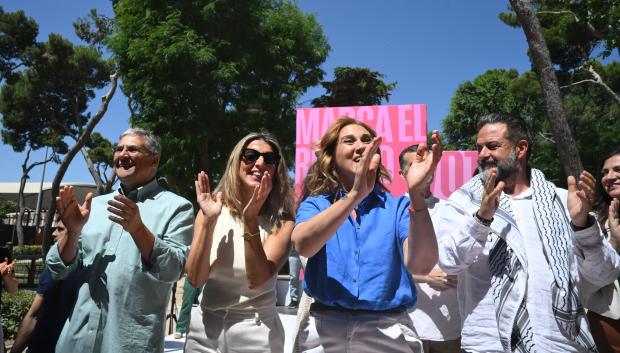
[438, 178, 620, 353]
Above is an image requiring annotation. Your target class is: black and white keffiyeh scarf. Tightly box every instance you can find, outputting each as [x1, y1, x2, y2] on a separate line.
[451, 168, 597, 353]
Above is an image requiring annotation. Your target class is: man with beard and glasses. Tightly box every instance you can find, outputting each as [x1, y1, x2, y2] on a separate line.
[46, 128, 194, 353]
[436, 113, 620, 353]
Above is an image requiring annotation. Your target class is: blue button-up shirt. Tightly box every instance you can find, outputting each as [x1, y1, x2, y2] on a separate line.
[295, 187, 416, 310]
[46, 179, 194, 353]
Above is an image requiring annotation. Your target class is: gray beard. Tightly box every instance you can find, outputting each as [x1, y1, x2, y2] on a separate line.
[478, 149, 519, 184]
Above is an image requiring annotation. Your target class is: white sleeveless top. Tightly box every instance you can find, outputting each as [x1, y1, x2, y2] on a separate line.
[200, 207, 277, 311]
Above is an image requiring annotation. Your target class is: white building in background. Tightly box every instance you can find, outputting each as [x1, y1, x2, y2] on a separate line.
[0, 182, 97, 225]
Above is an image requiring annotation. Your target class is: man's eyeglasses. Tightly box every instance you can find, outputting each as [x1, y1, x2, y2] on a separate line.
[113, 145, 150, 155]
[241, 148, 280, 165]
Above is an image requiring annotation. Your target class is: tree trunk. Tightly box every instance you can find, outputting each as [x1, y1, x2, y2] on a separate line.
[80, 146, 106, 194]
[15, 150, 30, 246]
[42, 74, 118, 256]
[509, 0, 583, 177]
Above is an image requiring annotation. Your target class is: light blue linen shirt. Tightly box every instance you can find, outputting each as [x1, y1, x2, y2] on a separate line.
[295, 186, 417, 310]
[46, 179, 194, 353]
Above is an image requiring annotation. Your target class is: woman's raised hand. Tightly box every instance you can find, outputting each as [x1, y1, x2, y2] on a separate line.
[195, 171, 222, 219]
[243, 171, 273, 222]
[349, 136, 382, 204]
[406, 131, 443, 194]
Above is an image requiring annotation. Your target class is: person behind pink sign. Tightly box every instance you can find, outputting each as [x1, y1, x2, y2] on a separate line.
[184, 132, 295, 353]
[292, 117, 443, 353]
[399, 145, 461, 353]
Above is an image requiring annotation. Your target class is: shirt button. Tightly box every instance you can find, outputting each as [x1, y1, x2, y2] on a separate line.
[354, 250, 359, 255]
[352, 278, 357, 283]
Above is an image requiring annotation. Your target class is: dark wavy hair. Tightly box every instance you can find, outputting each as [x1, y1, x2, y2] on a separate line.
[593, 147, 620, 229]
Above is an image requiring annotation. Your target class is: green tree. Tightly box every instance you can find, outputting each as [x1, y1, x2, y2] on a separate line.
[1, 30, 115, 246]
[506, 0, 584, 177]
[109, 0, 330, 200]
[0, 6, 38, 83]
[311, 67, 397, 107]
[442, 64, 620, 185]
[501, 1, 620, 108]
[83, 132, 117, 195]
[500, 0, 619, 72]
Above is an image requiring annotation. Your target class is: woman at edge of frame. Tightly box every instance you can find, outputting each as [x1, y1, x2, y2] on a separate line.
[587, 147, 620, 353]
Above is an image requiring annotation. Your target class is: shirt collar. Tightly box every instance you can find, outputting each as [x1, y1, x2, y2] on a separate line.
[118, 178, 159, 202]
[510, 186, 533, 200]
[334, 184, 385, 209]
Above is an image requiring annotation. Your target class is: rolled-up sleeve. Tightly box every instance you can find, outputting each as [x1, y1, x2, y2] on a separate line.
[46, 240, 82, 280]
[573, 217, 620, 288]
[142, 200, 194, 283]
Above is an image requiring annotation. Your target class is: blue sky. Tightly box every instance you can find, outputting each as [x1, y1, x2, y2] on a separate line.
[1, 1, 613, 184]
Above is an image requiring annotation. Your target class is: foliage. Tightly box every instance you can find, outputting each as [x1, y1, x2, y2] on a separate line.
[0, 6, 38, 83]
[0, 34, 112, 154]
[0, 201, 18, 220]
[1, 290, 36, 339]
[73, 8, 114, 51]
[500, 0, 620, 73]
[12, 245, 42, 256]
[311, 67, 397, 107]
[442, 64, 620, 186]
[109, 0, 330, 200]
[0, 9, 115, 246]
[85, 132, 117, 193]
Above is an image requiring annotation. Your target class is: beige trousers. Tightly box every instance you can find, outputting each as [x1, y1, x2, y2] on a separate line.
[184, 305, 284, 353]
[298, 308, 423, 353]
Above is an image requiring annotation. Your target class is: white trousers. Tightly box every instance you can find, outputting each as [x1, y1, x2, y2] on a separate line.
[298, 308, 423, 353]
[184, 305, 284, 353]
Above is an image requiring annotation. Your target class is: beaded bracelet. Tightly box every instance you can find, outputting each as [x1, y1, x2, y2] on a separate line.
[242, 231, 260, 241]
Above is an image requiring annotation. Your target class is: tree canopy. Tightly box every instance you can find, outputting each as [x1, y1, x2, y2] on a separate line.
[0, 6, 38, 83]
[311, 67, 397, 107]
[0, 8, 115, 245]
[109, 0, 330, 200]
[442, 64, 620, 185]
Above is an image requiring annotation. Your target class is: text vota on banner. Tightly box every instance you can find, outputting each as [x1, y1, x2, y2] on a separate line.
[430, 151, 478, 200]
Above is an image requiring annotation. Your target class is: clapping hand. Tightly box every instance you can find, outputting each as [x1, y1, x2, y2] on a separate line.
[406, 131, 443, 196]
[195, 171, 223, 220]
[349, 136, 382, 204]
[425, 268, 458, 291]
[107, 194, 145, 234]
[478, 169, 505, 221]
[608, 198, 620, 251]
[56, 186, 93, 237]
[567, 171, 596, 228]
[0, 257, 16, 278]
[242, 171, 272, 222]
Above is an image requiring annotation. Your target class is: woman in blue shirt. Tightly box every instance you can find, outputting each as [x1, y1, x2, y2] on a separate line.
[292, 117, 442, 352]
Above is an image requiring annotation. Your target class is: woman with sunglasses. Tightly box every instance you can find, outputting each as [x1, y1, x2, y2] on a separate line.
[586, 148, 620, 353]
[292, 117, 442, 352]
[184, 132, 295, 353]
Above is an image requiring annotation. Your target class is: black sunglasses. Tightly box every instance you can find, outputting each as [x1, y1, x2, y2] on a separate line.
[241, 148, 280, 165]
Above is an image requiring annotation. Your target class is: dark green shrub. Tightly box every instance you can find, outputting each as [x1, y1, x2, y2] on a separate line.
[1, 290, 36, 339]
[12, 245, 42, 257]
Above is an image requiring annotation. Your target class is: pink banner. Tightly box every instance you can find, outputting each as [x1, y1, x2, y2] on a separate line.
[294, 105, 477, 199]
[430, 151, 478, 200]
